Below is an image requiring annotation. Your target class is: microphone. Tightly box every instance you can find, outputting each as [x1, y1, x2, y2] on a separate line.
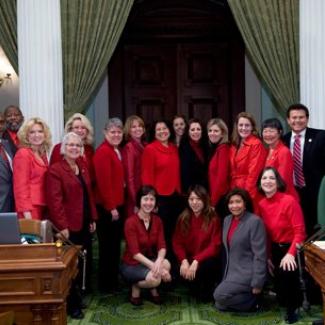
[300, 225, 325, 251]
[48, 221, 87, 291]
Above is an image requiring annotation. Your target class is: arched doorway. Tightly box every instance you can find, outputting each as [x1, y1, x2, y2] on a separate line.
[108, 0, 244, 126]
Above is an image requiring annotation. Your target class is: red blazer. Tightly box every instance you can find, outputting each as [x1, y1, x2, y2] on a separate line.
[208, 143, 230, 206]
[230, 135, 267, 202]
[142, 140, 180, 195]
[46, 160, 97, 232]
[13, 147, 48, 214]
[122, 213, 166, 265]
[122, 139, 145, 217]
[173, 214, 221, 263]
[93, 141, 124, 211]
[265, 141, 299, 201]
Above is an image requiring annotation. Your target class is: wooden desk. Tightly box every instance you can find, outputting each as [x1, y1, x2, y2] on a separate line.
[304, 243, 325, 325]
[0, 244, 79, 325]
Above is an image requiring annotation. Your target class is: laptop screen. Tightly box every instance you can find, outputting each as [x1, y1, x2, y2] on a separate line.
[0, 212, 21, 244]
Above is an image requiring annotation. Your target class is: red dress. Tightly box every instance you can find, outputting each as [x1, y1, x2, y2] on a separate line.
[264, 141, 299, 201]
[122, 139, 145, 217]
[208, 143, 230, 207]
[13, 147, 48, 219]
[142, 140, 180, 196]
[230, 135, 267, 206]
[172, 214, 221, 263]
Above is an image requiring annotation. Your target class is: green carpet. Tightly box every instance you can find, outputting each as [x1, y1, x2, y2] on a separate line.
[68, 288, 322, 325]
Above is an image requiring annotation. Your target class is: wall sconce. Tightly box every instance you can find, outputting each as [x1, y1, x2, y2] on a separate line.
[0, 73, 12, 87]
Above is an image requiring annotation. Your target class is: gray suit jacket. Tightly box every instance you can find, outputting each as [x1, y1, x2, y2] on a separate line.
[222, 212, 267, 289]
[0, 139, 14, 212]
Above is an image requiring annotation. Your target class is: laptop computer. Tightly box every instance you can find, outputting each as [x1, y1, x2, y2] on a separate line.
[0, 212, 21, 244]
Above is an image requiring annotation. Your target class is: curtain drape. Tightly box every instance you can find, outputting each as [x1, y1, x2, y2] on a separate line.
[227, 0, 299, 115]
[0, 0, 18, 74]
[61, 0, 133, 117]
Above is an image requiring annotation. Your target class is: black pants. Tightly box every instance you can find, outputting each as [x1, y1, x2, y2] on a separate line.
[96, 205, 124, 292]
[271, 243, 302, 311]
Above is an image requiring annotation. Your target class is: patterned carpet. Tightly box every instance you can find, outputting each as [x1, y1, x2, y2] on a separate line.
[68, 287, 322, 325]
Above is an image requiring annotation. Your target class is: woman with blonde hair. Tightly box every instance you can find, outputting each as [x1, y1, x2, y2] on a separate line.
[207, 118, 230, 217]
[50, 113, 95, 176]
[229, 112, 267, 209]
[122, 115, 146, 218]
[13, 117, 52, 219]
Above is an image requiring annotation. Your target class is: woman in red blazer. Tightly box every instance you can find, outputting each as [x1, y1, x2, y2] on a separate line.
[261, 118, 299, 201]
[46, 132, 97, 319]
[258, 167, 305, 323]
[207, 118, 230, 218]
[173, 185, 221, 301]
[122, 115, 146, 218]
[50, 113, 95, 180]
[229, 112, 267, 209]
[93, 118, 125, 293]
[142, 120, 182, 258]
[121, 185, 171, 306]
[13, 117, 51, 220]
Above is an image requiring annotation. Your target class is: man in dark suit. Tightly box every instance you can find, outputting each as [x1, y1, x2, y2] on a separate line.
[1, 105, 24, 155]
[0, 139, 15, 212]
[283, 104, 325, 236]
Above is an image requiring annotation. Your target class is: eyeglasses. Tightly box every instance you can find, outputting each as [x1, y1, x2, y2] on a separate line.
[65, 143, 82, 148]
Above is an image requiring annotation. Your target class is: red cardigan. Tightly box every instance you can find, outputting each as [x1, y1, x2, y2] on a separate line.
[141, 140, 180, 195]
[258, 192, 306, 256]
[122, 139, 145, 217]
[13, 147, 48, 213]
[230, 135, 267, 202]
[208, 143, 230, 206]
[265, 141, 299, 201]
[46, 159, 97, 232]
[122, 213, 166, 265]
[93, 141, 124, 211]
[172, 214, 221, 263]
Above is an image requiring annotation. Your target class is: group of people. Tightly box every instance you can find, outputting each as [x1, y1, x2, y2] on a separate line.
[0, 103, 324, 323]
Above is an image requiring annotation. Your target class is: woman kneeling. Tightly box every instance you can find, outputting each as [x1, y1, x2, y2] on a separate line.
[120, 185, 171, 305]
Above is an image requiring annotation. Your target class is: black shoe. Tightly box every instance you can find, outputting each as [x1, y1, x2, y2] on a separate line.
[285, 310, 298, 324]
[69, 308, 84, 319]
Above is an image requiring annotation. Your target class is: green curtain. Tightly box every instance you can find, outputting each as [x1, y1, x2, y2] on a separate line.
[61, 0, 133, 117]
[227, 0, 299, 115]
[0, 0, 18, 74]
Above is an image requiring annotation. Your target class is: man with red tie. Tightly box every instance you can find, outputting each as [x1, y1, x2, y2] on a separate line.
[283, 104, 325, 236]
[1, 105, 24, 155]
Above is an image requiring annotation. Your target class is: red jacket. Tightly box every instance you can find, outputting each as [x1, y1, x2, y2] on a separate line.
[142, 140, 180, 195]
[258, 192, 306, 256]
[122, 213, 166, 265]
[208, 143, 230, 206]
[122, 139, 145, 217]
[265, 141, 299, 201]
[46, 159, 97, 232]
[230, 135, 267, 201]
[13, 147, 48, 213]
[172, 214, 221, 263]
[93, 141, 124, 211]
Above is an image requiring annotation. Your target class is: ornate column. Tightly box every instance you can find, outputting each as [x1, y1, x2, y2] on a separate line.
[17, 0, 64, 145]
[300, 0, 325, 129]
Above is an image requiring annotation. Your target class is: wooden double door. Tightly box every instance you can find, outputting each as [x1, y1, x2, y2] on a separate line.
[108, 0, 245, 127]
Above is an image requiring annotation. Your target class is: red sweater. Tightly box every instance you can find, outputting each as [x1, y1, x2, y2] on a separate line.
[93, 141, 124, 211]
[172, 214, 221, 263]
[122, 139, 145, 217]
[208, 143, 230, 206]
[122, 213, 166, 265]
[142, 140, 180, 195]
[265, 141, 299, 201]
[258, 192, 306, 256]
[230, 135, 267, 205]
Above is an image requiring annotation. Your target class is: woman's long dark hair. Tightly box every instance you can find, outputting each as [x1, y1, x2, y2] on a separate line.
[178, 185, 217, 235]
